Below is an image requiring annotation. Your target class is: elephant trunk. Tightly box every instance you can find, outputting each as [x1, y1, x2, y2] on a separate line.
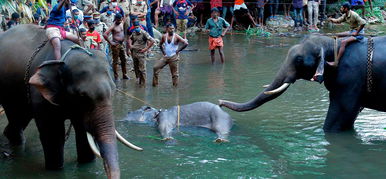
[219, 65, 296, 112]
[88, 101, 120, 179]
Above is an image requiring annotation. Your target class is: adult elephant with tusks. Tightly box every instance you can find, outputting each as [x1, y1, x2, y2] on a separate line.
[220, 35, 386, 132]
[0, 25, 142, 179]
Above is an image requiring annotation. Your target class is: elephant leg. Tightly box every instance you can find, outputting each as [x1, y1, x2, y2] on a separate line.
[2, 103, 32, 145]
[71, 119, 95, 163]
[35, 117, 65, 170]
[323, 91, 362, 132]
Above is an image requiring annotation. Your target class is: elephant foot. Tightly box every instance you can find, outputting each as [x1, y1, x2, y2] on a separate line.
[3, 126, 25, 146]
[214, 138, 229, 143]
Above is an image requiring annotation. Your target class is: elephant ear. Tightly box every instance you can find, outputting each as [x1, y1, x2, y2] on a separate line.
[29, 61, 66, 106]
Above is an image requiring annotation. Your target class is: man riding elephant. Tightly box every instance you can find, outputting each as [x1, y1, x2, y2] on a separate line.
[46, 0, 81, 60]
[312, 2, 366, 82]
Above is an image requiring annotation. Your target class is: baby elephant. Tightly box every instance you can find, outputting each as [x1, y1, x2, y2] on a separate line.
[125, 102, 233, 142]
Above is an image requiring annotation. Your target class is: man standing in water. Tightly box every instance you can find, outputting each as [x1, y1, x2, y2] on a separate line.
[205, 8, 230, 64]
[103, 13, 129, 80]
[152, 24, 188, 87]
[127, 21, 155, 87]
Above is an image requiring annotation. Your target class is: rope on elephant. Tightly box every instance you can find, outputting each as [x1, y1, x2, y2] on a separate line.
[116, 88, 159, 109]
[367, 37, 375, 93]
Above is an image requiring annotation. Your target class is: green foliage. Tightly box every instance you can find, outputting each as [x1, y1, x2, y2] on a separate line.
[246, 27, 272, 37]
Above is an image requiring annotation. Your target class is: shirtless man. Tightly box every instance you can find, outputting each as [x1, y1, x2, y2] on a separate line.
[152, 24, 188, 87]
[103, 13, 128, 80]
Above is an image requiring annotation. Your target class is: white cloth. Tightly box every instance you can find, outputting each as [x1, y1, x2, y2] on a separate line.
[234, 3, 248, 10]
[164, 34, 178, 57]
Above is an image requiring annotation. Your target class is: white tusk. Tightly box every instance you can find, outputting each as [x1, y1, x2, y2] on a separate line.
[115, 130, 143, 151]
[86, 132, 102, 158]
[264, 83, 290, 95]
[262, 84, 270, 88]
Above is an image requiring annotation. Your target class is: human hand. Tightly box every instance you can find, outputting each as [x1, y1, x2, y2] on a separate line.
[127, 50, 132, 56]
[352, 31, 358, 36]
[140, 49, 147, 53]
[110, 41, 117, 46]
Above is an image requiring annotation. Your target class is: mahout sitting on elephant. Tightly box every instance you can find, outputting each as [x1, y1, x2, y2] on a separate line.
[0, 24, 142, 179]
[220, 35, 386, 132]
[124, 102, 233, 142]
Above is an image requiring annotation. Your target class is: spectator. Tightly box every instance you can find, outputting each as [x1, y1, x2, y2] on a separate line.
[66, 0, 84, 21]
[79, 15, 92, 30]
[160, 0, 176, 26]
[127, 21, 156, 87]
[93, 12, 108, 52]
[146, 0, 155, 37]
[130, 0, 148, 26]
[256, 0, 267, 27]
[307, 0, 320, 31]
[101, 10, 115, 27]
[210, 0, 223, 10]
[83, 0, 97, 15]
[351, 0, 365, 17]
[191, 0, 205, 27]
[283, 0, 291, 20]
[233, 0, 257, 27]
[205, 8, 230, 64]
[269, 0, 279, 19]
[85, 20, 102, 49]
[173, 0, 193, 39]
[222, 0, 234, 28]
[7, 13, 20, 30]
[149, 0, 161, 28]
[100, 0, 125, 17]
[127, 15, 148, 36]
[293, 0, 303, 31]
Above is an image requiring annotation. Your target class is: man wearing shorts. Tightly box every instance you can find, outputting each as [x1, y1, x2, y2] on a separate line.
[46, 0, 80, 61]
[205, 8, 230, 64]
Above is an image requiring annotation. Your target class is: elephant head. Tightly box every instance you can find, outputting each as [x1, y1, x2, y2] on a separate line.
[28, 50, 142, 178]
[219, 35, 336, 112]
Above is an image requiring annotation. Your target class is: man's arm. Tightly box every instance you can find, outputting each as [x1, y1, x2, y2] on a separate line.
[57, 0, 69, 11]
[353, 24, 365, 36]
[175, 34, 188, 54]
[221, 19, 230, 36]
[103, 25, 115, 45]
[159, 35, 166, 56]
[126, 35, 132, 56]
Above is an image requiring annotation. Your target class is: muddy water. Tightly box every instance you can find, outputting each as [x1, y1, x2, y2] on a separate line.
[0, 31, 386, 178]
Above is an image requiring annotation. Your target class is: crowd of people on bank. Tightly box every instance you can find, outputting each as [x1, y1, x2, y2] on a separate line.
[0, 0, 375, 87]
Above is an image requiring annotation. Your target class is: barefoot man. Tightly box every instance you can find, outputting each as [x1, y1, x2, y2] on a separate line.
[103, 13, 129, 80]
[205, 7, 230, 64]
[152, 24, 188, 87]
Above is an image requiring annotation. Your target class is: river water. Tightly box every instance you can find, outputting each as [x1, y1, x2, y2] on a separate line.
[0, 32, 386, 178]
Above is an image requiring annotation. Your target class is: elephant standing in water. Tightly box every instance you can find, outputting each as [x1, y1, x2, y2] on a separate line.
[220, 35, 386, 132]
[0, 25, 141, 178]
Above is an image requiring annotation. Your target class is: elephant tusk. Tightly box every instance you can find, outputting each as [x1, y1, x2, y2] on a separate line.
[262, 84, 270, 88]
[264, 83, 290, 95]
[86, 132, 102, 158]
[115, 130, 144, 151]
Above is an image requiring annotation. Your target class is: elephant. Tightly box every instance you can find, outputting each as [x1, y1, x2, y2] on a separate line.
[0, 25, 142, 179]
[220, 35, 386, 132]
[124, 102, 233, 142]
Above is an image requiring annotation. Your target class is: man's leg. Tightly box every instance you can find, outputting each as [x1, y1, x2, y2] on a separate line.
[327, 37, 356, 67]
[218, 46, 225, 63]
[155, 10, 160, 28]
[210, 50, 216, 64]
[119, 46, 129, 79]
[313, 1, 319, 30]
[146, 12, 154, 37]
[111, 45, 119, 80]
[51, 38, 62, 60]
[132, 54, 140, 82]
[137, 55, 147, 86]
[183, 19, 187, 39]
[169, 58, 179, 87]
[152, 58, 168, 86]
[307, 1, 313, 28]
[65, 33, 80, 44]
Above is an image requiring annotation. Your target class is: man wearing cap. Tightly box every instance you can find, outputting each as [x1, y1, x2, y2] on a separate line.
[103, 13, 128, 80]
[93, 12, 108, 51]
[100, 0, 125, 17]
[173, 0, 193, 39]
[127, 15, 148, 36]
[127, 21, 156, 86]
[66, 0, 84, 21]
[101, 10, 115, 27]
[79, 15, 92, 30]
[205, 7, 230, 64]
[130, 0, 148, 26]
[46, 0, 81, 61]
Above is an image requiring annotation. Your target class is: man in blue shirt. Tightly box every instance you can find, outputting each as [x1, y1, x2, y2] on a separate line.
[173, 0, 192, 39]
[46, 0, 81, 61]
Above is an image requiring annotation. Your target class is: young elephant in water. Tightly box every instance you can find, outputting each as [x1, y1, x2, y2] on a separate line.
[125, 102, 233, 142]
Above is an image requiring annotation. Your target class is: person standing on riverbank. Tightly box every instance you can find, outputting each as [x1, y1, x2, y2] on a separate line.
[103, 13, 129, 80]
[152, 24, 188, 87]
[205, 8, 230, 64]
[307, 0, 320, 31]
[127, 21, 155, 87]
